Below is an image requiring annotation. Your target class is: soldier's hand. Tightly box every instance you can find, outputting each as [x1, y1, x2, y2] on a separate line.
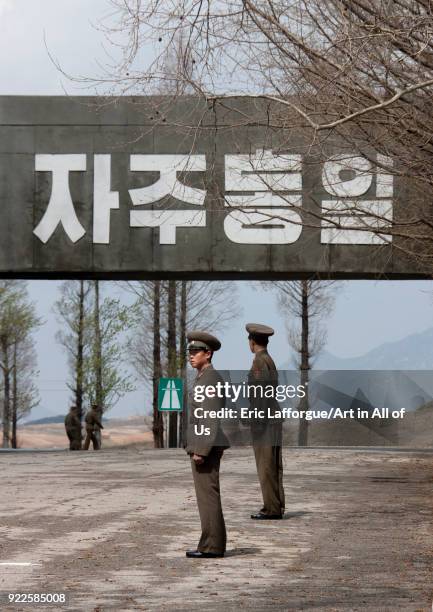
[192, 453, 205, 465]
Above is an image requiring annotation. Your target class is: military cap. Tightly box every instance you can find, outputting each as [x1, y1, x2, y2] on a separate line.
[245, 323, 275, 337]
[187, 330, 221, 352]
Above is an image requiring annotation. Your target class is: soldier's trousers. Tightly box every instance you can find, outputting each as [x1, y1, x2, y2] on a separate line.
[253, 445, 285, 516]
[190, 448, 226, 555]
[66, 432, 81, 451]
[83, 431, 101, 450]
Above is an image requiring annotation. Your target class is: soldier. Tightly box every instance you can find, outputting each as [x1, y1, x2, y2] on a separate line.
[246, 323, 285, 520]
[64, 405, 82, 450]
[185, 330, 229, 559]
[83, 404, 104, 451]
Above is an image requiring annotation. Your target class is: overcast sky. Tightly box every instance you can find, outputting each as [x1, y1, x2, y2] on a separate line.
[1, 1, 432, 420]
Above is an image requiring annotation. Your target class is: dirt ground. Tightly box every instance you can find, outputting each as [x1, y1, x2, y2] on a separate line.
[17, 417, 153, 449]
[0, 447, 432, 612]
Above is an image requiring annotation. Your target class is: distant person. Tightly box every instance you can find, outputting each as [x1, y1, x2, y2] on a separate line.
[64, 405, 82, 451]
[83, 404, 104, 451]
[185, 330, 229, 559]
[246, 323, 285, 519]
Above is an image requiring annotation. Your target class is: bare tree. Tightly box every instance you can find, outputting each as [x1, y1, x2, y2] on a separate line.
[99, 1, 433, 136]
[271, 280, 340, 445]
[93, 280, 103, 409]
[55, 281, 138, 442]
[78, 1, 433, 270]
[167, 280, 178, 447]
[122, 280, 163, 446]
[0, 281, 42, 448]
[125, 280, 240, 446]
[11, 336, 40, 449]
[152, 281, 163, 447]
[54, 280, 91, 440]
[179, 281, 187, 446]
[84, 283, 138, 413]
[128, 281, 239, 377]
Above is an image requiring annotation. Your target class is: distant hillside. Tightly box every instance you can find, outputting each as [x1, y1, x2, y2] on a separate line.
[25, 415, 65, 425]
[25, 414, 113, 426]
[281, 326, 433, 371]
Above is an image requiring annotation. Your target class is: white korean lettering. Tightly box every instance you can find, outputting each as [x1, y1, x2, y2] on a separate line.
[93, 155, 119, 244]
[224, 150, 303, 244]
[322, 155, 372, 197]
[224, 205, 302, 244]
[376, 154, 394, 198]
[321, 155, 393, 244]
[129, 154, 206, 244]
[225, 150, 302, 192]
[130, 210, 206, 245]
[33, 154, 86, 243]
[129, 155, 206, 206]
[321, 200, 392, 244]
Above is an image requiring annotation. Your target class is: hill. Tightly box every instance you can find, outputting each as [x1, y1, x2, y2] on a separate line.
[279, 327, 433, 371]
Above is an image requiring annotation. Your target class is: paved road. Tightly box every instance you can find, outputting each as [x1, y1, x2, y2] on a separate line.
[0, 447, 432, 611]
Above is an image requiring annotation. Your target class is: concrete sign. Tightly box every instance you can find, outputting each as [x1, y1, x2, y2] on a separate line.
[0, 95, 423, 279]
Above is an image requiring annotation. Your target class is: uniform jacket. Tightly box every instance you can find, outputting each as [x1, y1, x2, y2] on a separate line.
[185, 364, 230, 457]
[248, 349, 283, 437]
[64, 412, 81, 433]
[85, 410, 103, 433]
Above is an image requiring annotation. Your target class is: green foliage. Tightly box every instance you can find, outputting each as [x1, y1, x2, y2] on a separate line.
[53, 280, 91, 408]
[0, 280, 42, 347]
[54, 281, 140, 414]
[0, 281, 42, 445]
[84, 290, 140, 411]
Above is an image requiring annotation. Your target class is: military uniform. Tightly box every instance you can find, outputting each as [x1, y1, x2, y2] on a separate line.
[185, 331, 229, 558]
[83, 405, 104, 450]
[64, 406, 81, 451]
[247, 323, 285, 519]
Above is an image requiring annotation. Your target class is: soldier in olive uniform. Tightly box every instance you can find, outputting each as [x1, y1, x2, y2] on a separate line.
[246, 323, 285, 520]
[185, 331, 229, 559]
[83, 404, 104, 451]
[64, 405, 82, 450]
